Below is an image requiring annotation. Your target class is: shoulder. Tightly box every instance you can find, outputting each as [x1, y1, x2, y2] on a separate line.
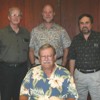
[71, 33, 81, 42]
[53, 23, 65, 30]
[92, 30, 100, 37]
[29, 65, 41, 72]
[0, 26, 9, 32]
[31, 23, 43, 31]
[20, 26, 30, 34]
[56, 64, 70, 76]
[0, 26, 10, 37]
[20, 26, 30, 38]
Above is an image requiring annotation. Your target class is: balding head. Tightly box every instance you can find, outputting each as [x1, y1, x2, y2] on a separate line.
[8, 7, 22, 17]
[42, 4, 54, 13]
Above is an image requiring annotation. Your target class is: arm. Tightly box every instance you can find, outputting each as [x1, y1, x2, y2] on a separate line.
[62, 48, 69, 67]
[61, 28, 71, 67]
[20, 96, 28, 100]
[69, 59, 75, 76]
[29, 48, 35, 65]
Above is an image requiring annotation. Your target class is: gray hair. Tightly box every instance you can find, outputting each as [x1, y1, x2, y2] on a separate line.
[8, 7, 22, 16]
[38, 44, 56, 56]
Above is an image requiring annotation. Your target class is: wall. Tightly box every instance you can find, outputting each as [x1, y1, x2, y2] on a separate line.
[1, 0, 99, 99]
[0, 0, 100, 39]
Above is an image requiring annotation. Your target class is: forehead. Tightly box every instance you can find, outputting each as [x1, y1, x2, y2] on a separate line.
[9, 8, 20, 14]
[43, 5, 53, 12]
[40, 48, 54, 55]
[79, 16, 91, 22]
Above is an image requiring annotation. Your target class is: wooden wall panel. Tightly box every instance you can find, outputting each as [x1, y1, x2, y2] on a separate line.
[24, 0, 43, 31]
[18, 0, 61, 31]
[0, 0, 25, 28]
[60, 0, 99, 39]
[0, 0, 9, 28]
[0, 1, 100, 100]
[0, 0, 100, 36]
[61, 0, 76, 38]
[75, 0, 99, 34]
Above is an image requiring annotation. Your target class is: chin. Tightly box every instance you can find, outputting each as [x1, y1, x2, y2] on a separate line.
[45, 19, 53, 23]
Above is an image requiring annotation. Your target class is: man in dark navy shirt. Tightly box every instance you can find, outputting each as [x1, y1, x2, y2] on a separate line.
[69, 14, 100, 100]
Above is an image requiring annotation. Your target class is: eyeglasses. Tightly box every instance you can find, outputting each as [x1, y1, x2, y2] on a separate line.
[10, 14, 21, 17]
[40, 55, 54, 59]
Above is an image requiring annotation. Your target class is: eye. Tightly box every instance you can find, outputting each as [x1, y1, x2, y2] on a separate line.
[10, 14, 21, 17]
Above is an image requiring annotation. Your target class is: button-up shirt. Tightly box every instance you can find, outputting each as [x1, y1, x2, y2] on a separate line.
[0, 25, 30, 63]
[29, 23, 71, 58]
[69, 30, 100, 70]
[20, 64, 78, 100]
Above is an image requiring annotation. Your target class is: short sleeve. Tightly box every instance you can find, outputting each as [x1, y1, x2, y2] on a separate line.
[20, 69, 32, 97]
[61, 29, 71, 48]
[62, 75, 78, 100]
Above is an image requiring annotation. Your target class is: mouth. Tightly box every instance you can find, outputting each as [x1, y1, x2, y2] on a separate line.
[82, 27, 88, 31]
[43, 62, 51, 64]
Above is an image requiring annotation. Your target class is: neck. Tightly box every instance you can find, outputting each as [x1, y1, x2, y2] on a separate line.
[84, 33, 90, 40]
[44, 22, 53, 29]
[10, 23, 19, 33]
[43, 65, 55, 77]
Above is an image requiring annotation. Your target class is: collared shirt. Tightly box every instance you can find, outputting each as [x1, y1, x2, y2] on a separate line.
[20, 64, 78, 100]
[29, 23, 71, 58]
[0, 25, 30, 63]
[69, 30, 100, 70]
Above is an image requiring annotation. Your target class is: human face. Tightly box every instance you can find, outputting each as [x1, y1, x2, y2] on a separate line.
[79, 16, 92, 34]
[42, 5, 55, 23]
[8, 8, 21, 25]
[39, 48, 56, 70]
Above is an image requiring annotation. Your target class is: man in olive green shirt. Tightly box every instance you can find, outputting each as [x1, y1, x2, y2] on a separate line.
[0, 7, 30, 100]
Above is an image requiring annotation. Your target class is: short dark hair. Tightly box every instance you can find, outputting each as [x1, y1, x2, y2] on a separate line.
[38, 44, 56, 56]
[78, 13, 94, 24]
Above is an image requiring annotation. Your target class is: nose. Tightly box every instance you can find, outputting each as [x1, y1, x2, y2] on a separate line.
[45, 12, 50, 16]
[44, 56, 49, 60]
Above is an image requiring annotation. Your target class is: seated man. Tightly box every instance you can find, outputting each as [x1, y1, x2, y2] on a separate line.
[20, 44, 78, 100]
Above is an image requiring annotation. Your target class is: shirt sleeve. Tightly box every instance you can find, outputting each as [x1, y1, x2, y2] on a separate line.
[20, 69, 32, 97]
[63, 75, 78, 100]
[29, 29, 36, 49]
[61, 29, 71, 48]
[68, 38, 77, 60]
[67, 76, 78, 99]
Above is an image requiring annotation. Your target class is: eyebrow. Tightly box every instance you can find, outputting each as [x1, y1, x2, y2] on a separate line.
[80, 21, 90, 23]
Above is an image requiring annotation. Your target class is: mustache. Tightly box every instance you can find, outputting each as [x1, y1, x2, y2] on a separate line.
[82, 26, 88, 29]
[42, 61, 51, 64]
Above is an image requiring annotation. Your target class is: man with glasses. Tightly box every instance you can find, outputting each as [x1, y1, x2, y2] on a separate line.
[20, 44, 78, 100]
[0, 7, 30, 100]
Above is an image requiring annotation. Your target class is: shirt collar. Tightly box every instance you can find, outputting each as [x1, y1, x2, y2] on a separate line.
[41, 22, 56, 30]
[7, 25, 21, 34]
[79, 30, 95, 40]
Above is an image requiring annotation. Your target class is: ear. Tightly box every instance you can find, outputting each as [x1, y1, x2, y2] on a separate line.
[54, 55, 57, 61]
[8, 16, 10, 20]
[38, 57, 41, 63]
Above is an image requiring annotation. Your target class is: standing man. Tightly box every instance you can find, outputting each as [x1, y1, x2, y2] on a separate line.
[69, 14, 100, 100]
[29, 4, 71, 67]
[20, 44, 78, 100]
[0, 7, 30, 100]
